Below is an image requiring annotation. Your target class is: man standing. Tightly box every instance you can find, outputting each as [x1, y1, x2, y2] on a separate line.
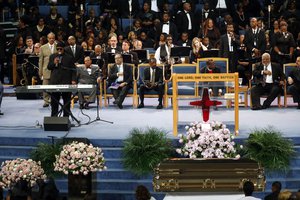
[219, 23, 239, 73]
[64, 36, 84, 65]
[108, 53, 133, 109]
[176, 2, 195, 38]
[77, 56, 99, 109]
[138, 58, 164, 109]
[287, 56, 300, 109]
[250, 53, 285, 110]
[47, 42, 76, 117]
[39, 32, 56, 108]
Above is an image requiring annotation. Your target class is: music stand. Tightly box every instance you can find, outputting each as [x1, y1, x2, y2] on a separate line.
[16, 53, 30, 64]
[27, 56, 39, 68]
[170, 46, 191, 58]
[84, 50, 93, 57]
[106, 52, 116, 63]
[202, 49, 219, 58]
[131, 49, 148, 63]
[122, 54, 133, 64]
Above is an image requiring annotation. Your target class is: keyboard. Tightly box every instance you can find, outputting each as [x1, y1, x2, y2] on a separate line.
[16, 84, 95, 93]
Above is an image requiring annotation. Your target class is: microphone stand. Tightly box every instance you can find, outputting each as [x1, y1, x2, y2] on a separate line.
[89, 70, 113, 125]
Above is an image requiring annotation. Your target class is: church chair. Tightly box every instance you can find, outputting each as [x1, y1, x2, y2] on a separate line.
[136, 64, 166, 107]
[103, 63, 137, 107]
[249, 63, 282, 108]
[283, 63, 297, 107]
[166, 64, 198, 107]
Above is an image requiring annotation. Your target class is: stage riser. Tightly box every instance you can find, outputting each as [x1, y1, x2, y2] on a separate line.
[1, 137, 300, 200]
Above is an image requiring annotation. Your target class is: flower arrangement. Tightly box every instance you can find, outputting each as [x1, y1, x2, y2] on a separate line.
[176, 121, 241, 159]
[0, 158, 47, 189]
[53, 141, 106, 175]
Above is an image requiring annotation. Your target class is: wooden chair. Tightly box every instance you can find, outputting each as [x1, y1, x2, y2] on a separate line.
[283, 63, 297, 107]
[136, 64, 166, 107]
[165, 64, 198, 107]
[103, 63, 137, 107]
[249, 63, 282, 108]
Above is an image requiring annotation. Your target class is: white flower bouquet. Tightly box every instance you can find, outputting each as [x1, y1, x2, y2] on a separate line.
[54, 141, 106, 175]
[176, 121, 241, 159]
[0, 158, 47, 189]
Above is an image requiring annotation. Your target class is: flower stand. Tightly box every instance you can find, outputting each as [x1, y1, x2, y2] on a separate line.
[68, 172, 92, 200]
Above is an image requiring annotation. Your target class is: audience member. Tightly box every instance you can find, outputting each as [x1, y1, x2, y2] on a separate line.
[264, 181, 282, 200]
[107, 53, 133, 109]
[138, 58, 164, 109]
[199, 18, 221, 48]
[106, 34, 122, 53]
[287, 56, 300, 109]
[24, 36, 34, 54]
[157, 12, 178, 41]
[39, 32, 57, 108]
[278, 190, 293, 200]
[177, 32, 192, 47]
[190, 37, 203, 64]
[200, 59, 221, 96]
[237, 181, 261, 200]
[176, 2, 195, 38]
[47, 42, 76, 117]
[135, 185, 156, 200]
[250, 53, 285, 110]
[121, 40, 139, 66]
[64, 35, 85, 65]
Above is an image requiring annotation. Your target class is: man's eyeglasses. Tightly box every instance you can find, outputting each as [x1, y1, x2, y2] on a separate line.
[57, 48, 63, 51]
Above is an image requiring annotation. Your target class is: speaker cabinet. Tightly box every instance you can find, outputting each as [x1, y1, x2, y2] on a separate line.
[44, 117, 71, 131]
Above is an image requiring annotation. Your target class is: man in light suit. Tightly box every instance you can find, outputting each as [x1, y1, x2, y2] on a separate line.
[77, 56, 100, 109]
[250, 53, 285, 110]
[39, 32, 56, 107]
[137, 58, 164, 109]
[64, 36, 84, 65]
[219, 23, 239, 73]
[108, 53, 133, 109]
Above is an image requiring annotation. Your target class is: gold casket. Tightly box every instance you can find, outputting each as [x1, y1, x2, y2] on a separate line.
[153, 158, 265, 192]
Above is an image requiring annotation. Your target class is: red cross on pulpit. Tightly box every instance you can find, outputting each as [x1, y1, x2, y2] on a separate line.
[190, 88, 222, 122]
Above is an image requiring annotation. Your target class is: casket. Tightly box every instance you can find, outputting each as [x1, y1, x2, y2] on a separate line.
[153, 158, 265, 192]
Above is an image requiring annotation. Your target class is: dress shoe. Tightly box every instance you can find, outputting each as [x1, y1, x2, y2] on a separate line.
[0, 112, 3, 115]
[79, 104, 84, 109]
[297, 103, 300, 109]
[251, 106, 262, 110]
[43, 103, 49, 108]
[84, 103, 90, 109]
[137, 103, 144, 109]
[262, 105, 269, 109]
[156, 104, 163, 109]
[117, 104, 123, 109]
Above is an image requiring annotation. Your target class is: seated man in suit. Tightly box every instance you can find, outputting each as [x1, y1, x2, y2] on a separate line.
[77, 56, 100, 109]
[200, 59, 221, 96]
[138, 58, 164, 109]
[108, 53, 133, 109]
[287, 56, 300, 109]
[250, 53, 285, 110]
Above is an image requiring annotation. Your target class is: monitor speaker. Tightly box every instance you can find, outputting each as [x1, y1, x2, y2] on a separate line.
[44, 117, 71, 131]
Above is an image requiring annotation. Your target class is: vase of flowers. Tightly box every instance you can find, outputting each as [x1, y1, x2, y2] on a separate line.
[53, 141, 106, 199]
[0, 158, 47, 198]
[176, 121, 241, 159]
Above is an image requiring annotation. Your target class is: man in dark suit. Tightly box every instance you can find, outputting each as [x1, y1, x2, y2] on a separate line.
[77, 56, 100, 109]
[144, 0, 167, 13]
[264, 181, 281, 200]
[47, 42, 77, 117]
[119, 0, 140, 18]
[250, 53, 285, 110]
[108, 53, 133, 109]
[64, 36, 84, 65]
[138, 58, 164, 109]
[219, 23, 239, 73]
[244, 17, 266, 62]
[121, 40, 139, 66]
[287, 56, 300, 109]
[89, 45, 107, 77]
[177, 32, 192, 47]
[157, 12, 178, 41]
[106, 35, 122, 54]
[176, 2, 195, 38]
[200, 59, 221, 96]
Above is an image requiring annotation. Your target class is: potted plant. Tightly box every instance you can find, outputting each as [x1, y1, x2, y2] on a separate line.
[123, 127, 173, 176]
[53, 141, 106, 199]
[243, 127, 295, 171]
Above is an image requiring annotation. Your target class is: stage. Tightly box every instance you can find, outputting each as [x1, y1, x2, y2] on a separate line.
[0, 95, 299, 139]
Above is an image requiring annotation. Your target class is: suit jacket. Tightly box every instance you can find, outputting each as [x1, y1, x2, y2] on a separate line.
[252, 62, 285, 85]
[177, 39, 192, 47]
[39, 43, 57, 80]
[77, 65, 99, 85]
[108, 63, 133, 86]
[219, 33, 240, 58]
[176, 10, 195, 35]
[289, 67, 300, 87]
[64, 45, 84, 64]
[244, 28, 266, 57]
[143, 67, 163, 85]
[119, 0, 140, 18]
[157, 21, 178, 41]
[47, 53, 76, 85]
[106, 46, 122, 54]
[143, 0, 167, 12]
[200, 66, 221, 74]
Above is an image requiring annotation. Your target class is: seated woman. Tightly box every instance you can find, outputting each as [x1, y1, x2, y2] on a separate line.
[190, 37, 203, 64]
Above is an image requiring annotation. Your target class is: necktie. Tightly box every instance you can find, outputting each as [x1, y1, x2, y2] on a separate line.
[50, 45, 53, 54]
[151, 68, 156, 83]
[72, 46, 75, 56]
